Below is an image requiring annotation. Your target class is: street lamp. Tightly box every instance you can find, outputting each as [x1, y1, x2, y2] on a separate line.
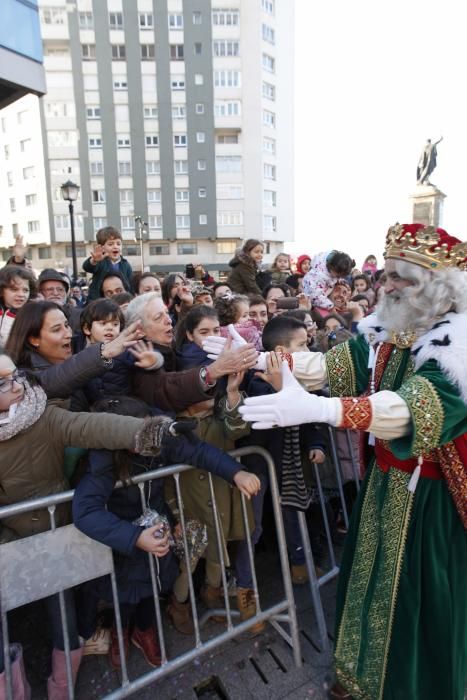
[60, 179, 80, 281]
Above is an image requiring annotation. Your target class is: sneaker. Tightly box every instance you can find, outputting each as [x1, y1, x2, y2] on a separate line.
[236, 587, 265, 635]
[109, 625, 129, 670]
[82, 627, 111, 656]
[131, 626, 162, 668]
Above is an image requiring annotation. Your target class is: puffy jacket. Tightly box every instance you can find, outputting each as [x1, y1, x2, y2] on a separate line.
[227, 252, 262, 295]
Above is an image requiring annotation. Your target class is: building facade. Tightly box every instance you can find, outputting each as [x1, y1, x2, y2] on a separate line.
[0, 0, 294, 277]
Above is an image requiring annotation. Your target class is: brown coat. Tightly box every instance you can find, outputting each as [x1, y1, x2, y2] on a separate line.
[131, 365, 213, 413]
[227, 253, 262, 295]
[0, 406, 142, 543]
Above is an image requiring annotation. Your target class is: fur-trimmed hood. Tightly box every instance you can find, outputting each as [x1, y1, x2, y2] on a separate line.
[358, 311, 467, 404]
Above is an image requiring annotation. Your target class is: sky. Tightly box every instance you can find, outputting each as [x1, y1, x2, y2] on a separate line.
[290, 0, 467, 268]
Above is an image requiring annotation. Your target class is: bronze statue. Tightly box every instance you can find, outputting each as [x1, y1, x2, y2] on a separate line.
[417, 137, 443, 185]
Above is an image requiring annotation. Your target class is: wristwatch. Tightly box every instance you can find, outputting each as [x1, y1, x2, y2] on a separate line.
[99, 343, 114, 368]
[199, 366, 216, 389]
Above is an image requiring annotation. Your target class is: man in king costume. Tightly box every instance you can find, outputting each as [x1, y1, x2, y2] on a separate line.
[238, 223, 467, 700]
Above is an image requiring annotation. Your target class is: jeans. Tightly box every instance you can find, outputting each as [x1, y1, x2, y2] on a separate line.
[0, 590, 79, 673]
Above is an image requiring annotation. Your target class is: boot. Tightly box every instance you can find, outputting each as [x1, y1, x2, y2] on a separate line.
[131, 626, 161, 668]
[0, 644, 31, 700]
[199, 585, 226, 623]
[109, 625, 129, 670]
[47, 647, 82, 700]
[167, 595, 194, 635]
[291, 563, 324, 585]
[236, 587, 265, 635]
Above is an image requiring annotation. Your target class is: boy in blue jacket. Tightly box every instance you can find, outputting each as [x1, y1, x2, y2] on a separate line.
[83, 226, 133, 301]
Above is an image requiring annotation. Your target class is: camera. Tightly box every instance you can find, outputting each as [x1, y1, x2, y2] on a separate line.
[185, 264, 195, 279]
[275, 297, 299, 310]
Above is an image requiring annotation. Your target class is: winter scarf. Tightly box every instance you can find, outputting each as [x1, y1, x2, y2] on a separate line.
[0, 380, 47, 442]
[280, 426, 311, 511]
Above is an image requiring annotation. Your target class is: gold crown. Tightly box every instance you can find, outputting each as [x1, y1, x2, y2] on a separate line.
[384, 223, 467, 271]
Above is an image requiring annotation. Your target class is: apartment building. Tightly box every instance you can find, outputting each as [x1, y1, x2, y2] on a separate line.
[0, 0, 294, 276]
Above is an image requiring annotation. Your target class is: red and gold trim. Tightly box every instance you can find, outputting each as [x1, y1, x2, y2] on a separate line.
[280, 352, 293, 372]
[436, 437, 467, 529]
[340, 397, 373, 431]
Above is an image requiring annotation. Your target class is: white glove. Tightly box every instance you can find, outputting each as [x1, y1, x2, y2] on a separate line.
[239, 362, 340, 429]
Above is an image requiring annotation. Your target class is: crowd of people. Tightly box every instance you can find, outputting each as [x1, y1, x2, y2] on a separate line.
[0, 223, 466, 700]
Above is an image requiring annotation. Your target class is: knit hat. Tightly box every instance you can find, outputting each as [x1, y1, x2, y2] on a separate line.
[38, 268, 70, 292]
[296, 254, 311, 275]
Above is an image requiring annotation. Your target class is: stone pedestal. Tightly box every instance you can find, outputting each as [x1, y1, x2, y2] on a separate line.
[409, 185, 446, 227]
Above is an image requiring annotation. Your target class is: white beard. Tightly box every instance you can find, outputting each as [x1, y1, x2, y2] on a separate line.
[376, 287, 434, 335]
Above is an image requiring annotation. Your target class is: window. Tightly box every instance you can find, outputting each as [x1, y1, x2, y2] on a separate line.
[196, 132, 206, 143]
[177, 242, 198, 255]
[22, 167, 34, 179]
[168, 13, 183, 29]
[139, 13, 153, 28]
[141, 44, 155, 60]
[262, 81, 275, 100]
[66, 244, 86, 258]
[86, 106, 101, 119]
[113, 79, 128, 90]
[7, 172, 13, 186]
[122, 244, 138, 257]
[262, 53, 275, 72]
[144, 106, 158, 119]
[217, 211, 243, 226]
[198, 188, 207, 198]
[264, 190, 277, 206]
[214, 70, 241, 88]
[213, 40, 240, 57]
[150, 243, 170, 255]
[263, 137, 276, 154]
[195, 103, 205, 114]
[172, 105, 186, 119]
[121, 216, 134, 231]
[194, 43, 202, 56]
[212, 9, 239, 25]
[9, 198, 15, 212]
[174, 134, 187, 148]
[92, 190, 106, 203]
[216, 240, 237, 254]
[46, 102, 72, 118]
[90, 161, 104, 175]
[12, 224, 18, 236]
[17, 110, 27, 125]
[48, 131, 77, 147]
[27, 220, 40, 233]
[38, 247, 52, 260]
[214, 100, 241, 117]
[112, 45, 126, 60]
[79, 12, 93, 28]
[89, 136, 102, 149]
[174, 160, 188, 174]
[175, 189, 189, 202]
[170, 44, 184, 60]
[217, 184, 243, 199]
[263, 110, 276, 128]
[25, 193, 37, 206]
[216, 155, 242, 173]
[199, 214, 208, 225]
[109, 12, 123, 29]
[194, 74, 204, 86]
[82, 44, 96, 60]
[147, 189, 161, 203]
[216, 134, 238, 144]
[176, 215, 190, 229]
[120, 190, 133, 204]
[263, 215, 277, 232]
[197, 159, 206, 171]
[41, 7, 66, 24]
[3, 145, 9, 159]
[146, 135, 159, 147]
[117, 135, 131, 148]
[149, 215, 163, 229]
[93, 217, 107, 229]
[118, 161, 132, 176]
[261, 0, 275, 14]
[262, 24, 275, 44]
[263, 163, 276, 179]
[146, 161, 161, 175]
[193, 11, 202, 24]
[171, 78, 185, 90]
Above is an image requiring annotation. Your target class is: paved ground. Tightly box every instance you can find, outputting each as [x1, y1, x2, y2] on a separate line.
[10, 541, 338, 700]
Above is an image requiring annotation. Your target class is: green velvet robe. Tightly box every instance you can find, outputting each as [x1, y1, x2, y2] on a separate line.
[326, 336, 467, 700]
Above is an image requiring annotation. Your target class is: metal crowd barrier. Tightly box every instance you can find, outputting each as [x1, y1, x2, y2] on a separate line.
[0, 446, 303, 700]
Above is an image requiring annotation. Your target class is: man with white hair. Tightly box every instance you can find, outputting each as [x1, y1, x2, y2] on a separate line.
[234, 224, 467, 700]
[126, 292, 258, 412]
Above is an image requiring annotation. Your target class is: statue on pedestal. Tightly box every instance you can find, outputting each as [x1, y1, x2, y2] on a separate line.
[416, 137, 443, 185]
